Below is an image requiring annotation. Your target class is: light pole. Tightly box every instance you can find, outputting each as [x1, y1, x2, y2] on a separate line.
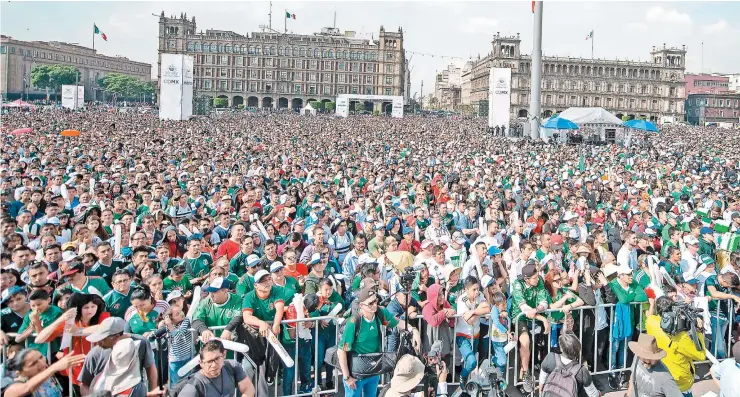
[529, 1, 543, 139]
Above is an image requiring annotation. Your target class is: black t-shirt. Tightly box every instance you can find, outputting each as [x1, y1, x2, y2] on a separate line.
[180, 361, 246, 397]
[0, 308, 25, 336]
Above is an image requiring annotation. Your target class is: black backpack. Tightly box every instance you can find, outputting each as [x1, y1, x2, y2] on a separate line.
[540, 354, 581, 397]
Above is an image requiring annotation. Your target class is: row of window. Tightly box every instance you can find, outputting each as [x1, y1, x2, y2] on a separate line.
[691, 98, 739, 107]
[535, 80, 673, 96]
[184, 41, 395, 61]
[199, 80, 394, 96]
[692, 80, 729, 87]
[195, 69, 395, 85]
[0, 45, 146, 73]
[539, 94, 664, 110]
[193, 55, 394, 73]
[517, 62, 665, 81]
[690, 108, 738, 117]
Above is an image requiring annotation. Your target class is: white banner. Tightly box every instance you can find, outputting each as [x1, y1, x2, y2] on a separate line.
[159, 54, 194, 121]
[391, 97, 404, 118]
[336, 97, 349, 117]
[76, 86, 84, 109]
[488, 68, 511, 134]
[61, 85, 83, 110]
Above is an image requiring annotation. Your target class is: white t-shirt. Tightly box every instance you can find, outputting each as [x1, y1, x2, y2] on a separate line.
[711, 359, 740, 397]
[454, 291, 486, 338]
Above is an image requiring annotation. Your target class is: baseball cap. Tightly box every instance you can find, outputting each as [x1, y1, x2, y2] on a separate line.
[171, 264, 186, 275]
[480, 275, 494, 289]
[616, 265, 633, 275]
[420, 240, 434, 250]
[521, 264, 538, 278]
[308, 253, 322, 265]
[46, 217, 61, 226]
[563, 212, 577, 221]
[488, 246, 503, 256]
[254, 269, 270, 283]
[62, 251, 79, 262]
[683, 235, 699, 246]
[699, 255, 715, 266]
[165, 290, 183, 302]
[441, 264, 461, 281]
[246, 254, 261, 267]
[60, 261, 84, 277]
[87, 317, 126, 342]
[204, 277, 232, 292]
[1, 285, 26, 304]
[699, 227, 713, 235]
[269, 261, 284, 273]
[357, 287, 377, 303]
[373, 222, 385, 231]
[402, 227, 413, 235]
[359, 277, 378, 290]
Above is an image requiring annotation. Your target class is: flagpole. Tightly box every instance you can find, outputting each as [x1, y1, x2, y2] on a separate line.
[93, 24, 95, 51]
[591, 30, 594, 59]
[284, 9, 287, 33]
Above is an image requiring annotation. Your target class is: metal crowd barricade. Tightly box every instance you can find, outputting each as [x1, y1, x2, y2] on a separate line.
[182, 297, 737, 397]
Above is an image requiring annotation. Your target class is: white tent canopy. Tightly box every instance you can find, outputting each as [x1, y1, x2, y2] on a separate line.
[553, 107, 624, 125]
[542, 107, 627, 145]
[302, 101, 317, 116]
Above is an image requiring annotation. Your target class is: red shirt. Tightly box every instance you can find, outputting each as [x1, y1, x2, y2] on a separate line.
[284, 263, 309, 279]
[51, 312, 111, 384]
[398, 239, 421, 255]
[526, 216, 545, 235]
[216, 239, 240, 260]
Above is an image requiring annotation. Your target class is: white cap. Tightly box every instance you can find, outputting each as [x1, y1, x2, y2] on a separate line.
[254, 269, 270, 283]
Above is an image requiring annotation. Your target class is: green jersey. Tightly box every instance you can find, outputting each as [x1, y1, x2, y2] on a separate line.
[183, 253, 213, 279]
[103, 289, 133, 318]
[19, 305, 63, 356]
[236, 273, 255, 296]
[634, 268, 651, 289]
[447, 281, 464, 310]
[547, 288, 578, 322]
[56, 277, 111, 299]
[510, 278, 549, 321]
[277, 276, 301, 305]
[192, 293, 243, 333]
[339, 308, 398, 354]
[88, 260, 125, 286]
[163, 276, 192, 292]
[128, 309, 159, 335]
[242, 286, 286, 321]
[229, 251, 254, 278]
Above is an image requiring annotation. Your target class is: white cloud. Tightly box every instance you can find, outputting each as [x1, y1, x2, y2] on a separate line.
[645, 6, 691, 24]
[462, 17, 498, 34]
[703, 19, 728, 34]
[624, 22, 648, 33]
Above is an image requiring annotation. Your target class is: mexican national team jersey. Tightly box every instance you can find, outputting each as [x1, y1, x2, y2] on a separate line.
[56, 276, 111, 298]
[192, 293, 243, 333]
[128, 309, 159, 335]
[183, 253, 213, 279]
[19, 305, 63, 356]
[276, 276, 301, 305]
[339, 308, 398, 354]
[242, 285, 286, 321]
[103, 288, 133, 318]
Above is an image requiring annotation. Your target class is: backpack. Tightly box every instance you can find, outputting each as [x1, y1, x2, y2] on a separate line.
[168, 360, 238, 397]
[540, 354, 581, 397]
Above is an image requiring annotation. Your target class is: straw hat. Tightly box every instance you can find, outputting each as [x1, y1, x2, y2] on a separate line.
[385, 354, 425, 397]
[90, 338, 142, 394]
[575, 245, 592, 255]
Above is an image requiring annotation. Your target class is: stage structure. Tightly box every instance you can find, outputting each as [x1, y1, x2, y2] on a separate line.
[159, 54, 194, 121]
[335, 94, 404, 118]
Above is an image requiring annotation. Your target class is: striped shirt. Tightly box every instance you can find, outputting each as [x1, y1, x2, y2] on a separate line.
[168, 317, 194, 361]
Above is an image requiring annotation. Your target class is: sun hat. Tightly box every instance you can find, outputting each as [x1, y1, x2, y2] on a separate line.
[87, 317, 126, 343]
[628, 333, 667, 360]
[90, 338, 142, 394]
[385, 354, 426, 397]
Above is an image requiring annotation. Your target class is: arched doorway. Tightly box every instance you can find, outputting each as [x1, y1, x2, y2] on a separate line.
[517, 109, 528, 118]
[291, 98, 303, 110]
[543, 110, 553, 118]
[349, 101, 358, 111]
[215, 95, 229, 108]
[382, 101, 392, 115]
[363, 101, 374, 112]
[232, 96, 244, 107]
[247, 96, 259, 108]
[278, 97, 289, 109]
[262, 97, 273, 108]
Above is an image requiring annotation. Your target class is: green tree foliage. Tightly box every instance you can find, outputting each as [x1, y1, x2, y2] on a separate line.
[98, 73, 155, 101]
[354, 102, 365, 112]
[325, 102, 336, 111]
[213, 98, 228, 108]
[30, 64, 80, 99]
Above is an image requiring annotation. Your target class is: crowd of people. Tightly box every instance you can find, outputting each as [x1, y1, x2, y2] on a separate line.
[1, 105, 739, 397]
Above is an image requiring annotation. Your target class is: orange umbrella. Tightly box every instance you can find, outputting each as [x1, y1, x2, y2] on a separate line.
[60, 129, 81, 137]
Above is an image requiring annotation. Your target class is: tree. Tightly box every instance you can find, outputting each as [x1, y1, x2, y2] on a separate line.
[621, 115, 630, 122]
[30, 64, 80, 101]
[355, 102, 365, 112]
[98, 73, 154, 103]
[213, 98, 228, 108]
[325, 101, 336, 111]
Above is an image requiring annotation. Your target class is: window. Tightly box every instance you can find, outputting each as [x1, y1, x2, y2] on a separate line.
[386, 52, 393, 60]
[34, 50, 38, 58]
[220, 81, 227, 90]
[235, 56, 243, 66]
[250, 70, 259, 78]
[220, 68, 227, 77]
[366, 76, 373, 84]
[338, 86, 345, 94]
[352, 86, 359, 94]
[310, 60, 317, 68]
[0, 45, 5, 54]
[204, 80, 212, 89]
[385, 76, 393, 85]
[265, 71, 273, 79]
[299, 47, 305, 57]
[386, 64, 394, 73]
[9, 47, 15, 54]
[385, 88, 391, 95]
[309, 85, 316, 94]
[295, 84, 302, 94]
[339, 74, 346, 83]
[367, 64, 374, 72]
[352, 75, 359, 84]
[365, 87, 373, 95]
[338, 62, 345, 71]
[265, 83, 272, 92]
[221, 55, 228, 64]
[250, 82, 258, 91]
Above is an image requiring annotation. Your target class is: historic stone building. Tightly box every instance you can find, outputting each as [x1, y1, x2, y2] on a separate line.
[157, 12, 406, 110]
[464, 33, 686, 122]
[0, 35, 151, 101]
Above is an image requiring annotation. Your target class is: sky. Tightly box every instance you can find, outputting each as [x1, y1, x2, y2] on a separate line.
[2, 1, 738, 99]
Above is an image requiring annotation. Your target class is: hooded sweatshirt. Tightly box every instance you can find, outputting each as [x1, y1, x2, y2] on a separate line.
[422, 284, 453, 328]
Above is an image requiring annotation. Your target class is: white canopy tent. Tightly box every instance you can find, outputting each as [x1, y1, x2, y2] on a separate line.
[542, 107, 628, 145]
[302, 102, 317, 116]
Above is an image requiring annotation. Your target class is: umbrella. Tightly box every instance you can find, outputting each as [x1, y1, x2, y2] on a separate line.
[542, 116, 579, 130]
[60, 129, 81, 137]
[624, 119, 659, 132]
[385, 251, 414, 272]
[11, 127, 32, 135]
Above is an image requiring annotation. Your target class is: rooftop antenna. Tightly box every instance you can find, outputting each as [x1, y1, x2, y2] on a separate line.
[269, 1, 272, 30]
[333, 10, 336, 28]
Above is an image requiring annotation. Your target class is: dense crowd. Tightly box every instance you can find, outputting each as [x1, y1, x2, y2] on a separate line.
[1, 106, 739, 397]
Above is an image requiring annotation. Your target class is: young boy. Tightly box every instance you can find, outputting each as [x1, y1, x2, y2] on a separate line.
[489, 290, 511, 380]
[163, 264, 193, 296]
[281, 293, 318, 395]
[454, 275, 491, 384]
[16, 289, 63, 357]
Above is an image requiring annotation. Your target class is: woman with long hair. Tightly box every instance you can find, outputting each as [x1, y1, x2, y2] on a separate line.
[34, 293, 109, 396]
[3, 348, 85, 397]
[126, 284, 169, 336]
[135, 262, 158, 284]
[85, 215, 110, 241]
[543, 269, 584, 353]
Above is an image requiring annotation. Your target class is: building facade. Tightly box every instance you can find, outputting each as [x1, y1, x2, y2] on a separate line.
[463, 33, 686, 122]
[684, 73, 730, 96]
[460, 60, 475, 105]
[727, 74, 740, 94]
[157, 12, 406, 110]
[0, 35, 151, 101]
[433, 63, 462, 110]
[685, 93, 740, 127]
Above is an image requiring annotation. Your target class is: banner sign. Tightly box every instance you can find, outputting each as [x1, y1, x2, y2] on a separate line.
[61, 85, 84, 110]
[159, 54, 194, 121]
[391, 97, 404, 118]
[488, 68, 511, 133]
[336, 97, 349, 117]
